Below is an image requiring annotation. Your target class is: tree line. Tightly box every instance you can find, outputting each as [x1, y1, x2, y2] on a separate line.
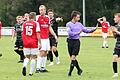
[0, 0, 120, 27]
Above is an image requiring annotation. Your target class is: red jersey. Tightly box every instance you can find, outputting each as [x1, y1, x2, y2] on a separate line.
[101, 22, 110, 33]
[22, 20, 40, 48]
[36, 15, 50, 39]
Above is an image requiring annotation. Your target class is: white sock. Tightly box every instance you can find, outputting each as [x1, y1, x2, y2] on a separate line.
[23, 58, 29, 68]
[103, 41, 106, 47]
[41, 57, 44, 68]
[42, 57, 47, 69]
[29, 59, 36, 74]
[36, 56, 42, 69]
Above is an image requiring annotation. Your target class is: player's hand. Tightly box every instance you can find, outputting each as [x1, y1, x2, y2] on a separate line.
[110, 26, 117, 32]
[56, 17, 63, 22]
[38, 44, 42, 50]
[80, 30, 83, 34]
[55, 35, 58, 43]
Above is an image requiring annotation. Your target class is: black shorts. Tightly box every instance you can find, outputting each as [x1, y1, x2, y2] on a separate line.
[113, 48, 120, 57]
[49, 37, 57, 47]
[67, 38, 80, 56]
[14, 40, 23, 49]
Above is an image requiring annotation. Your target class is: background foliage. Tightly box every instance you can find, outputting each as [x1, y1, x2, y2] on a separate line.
[0, 0, 120, 27]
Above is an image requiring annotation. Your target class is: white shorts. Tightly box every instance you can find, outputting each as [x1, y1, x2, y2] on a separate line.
[40, 39, 50, 51]
[102, 32, 107, 39]
[23, 48, 39, 55]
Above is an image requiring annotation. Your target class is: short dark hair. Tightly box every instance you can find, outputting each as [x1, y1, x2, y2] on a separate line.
[71, 11, 81, 19]
[48, 9, 54, 13]
[29, 12, 36, 19]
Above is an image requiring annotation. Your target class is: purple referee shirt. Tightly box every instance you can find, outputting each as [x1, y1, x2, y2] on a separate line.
[66, 21, 96, 39]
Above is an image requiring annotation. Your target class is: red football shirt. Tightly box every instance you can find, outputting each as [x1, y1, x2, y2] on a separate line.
[36, 15, 50, 39]
[22, 20, 40, 48]
[101, 22, 110, 33]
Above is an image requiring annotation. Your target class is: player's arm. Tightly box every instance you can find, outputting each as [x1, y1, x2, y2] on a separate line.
[97, 17, 103, 23]
[110, 26, 119, 38]
[36, 22, 41, 49]
[82, 23, 98, 33]
[49, 26, 58, 41]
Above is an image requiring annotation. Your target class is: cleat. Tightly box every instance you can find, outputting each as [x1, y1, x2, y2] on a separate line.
[56, 61, 60, 64]
[22, 67, 26, 76]
[29, 74, 33, 76]
[48, 62, 54, 66]
[106, 46, 108, 48]
[68, 72, 71, 77]
[77, 69, 83, 76]
[18, 60, 24, 63]
[112, 73, 118, 78]
[42, 69, 48, 72]
[35, 69, 40, 73]
[102, 46, 105, 48]
[56, 57, 60, 64]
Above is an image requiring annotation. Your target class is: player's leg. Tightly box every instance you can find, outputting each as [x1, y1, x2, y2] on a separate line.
[67, 39, 74, 76]
[36, 51, 43, 73]
[41, 39, 50, 72]
[52, 46, 60, 64]
[18, 41, 25, 62]
[112, 48, 119, 78]
[102, 32, 108, 48]
[68, 39, 82, 76]
[36, 39, 49, 73]
[48, 49, 54, 66]
[104, 33, 108, 48]
[14, 41, 22, 62]
[29, 48, 38, 76]
[22, 48, 30, 76]
[48, 38, 54, 66]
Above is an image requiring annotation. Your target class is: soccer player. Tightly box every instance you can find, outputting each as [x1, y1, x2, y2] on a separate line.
[23, 13, 29, 22]
[22, 12, 41, 76]
[97, 17, 110, 48]
[110, 13, 120, 78]
[11, 16, 25, 63]
[47, 9, 63, 66]
[66, 11, 97, 76]
[35, 5, 57, 73]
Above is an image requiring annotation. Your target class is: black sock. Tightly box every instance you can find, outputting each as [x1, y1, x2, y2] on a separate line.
[19, 50, 25, 61]
[113, 62, 117, 73]
[69, 60, 75, 74]
[54, 50, 58, 57]
[75, 60, 81, 71]
[47, 54, 49, 60]
[48, 51, 53, 62]
[14, 49, 20, 55]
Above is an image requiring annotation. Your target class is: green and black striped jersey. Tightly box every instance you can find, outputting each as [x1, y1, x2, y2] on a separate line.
[14, 23, 22, 41]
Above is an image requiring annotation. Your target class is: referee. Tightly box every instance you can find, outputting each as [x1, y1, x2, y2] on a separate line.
[66, 11, 97, 76]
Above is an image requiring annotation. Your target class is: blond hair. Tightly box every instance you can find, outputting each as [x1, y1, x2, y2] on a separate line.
[39, 5, 46, 10]
[16, 16, 23, 20]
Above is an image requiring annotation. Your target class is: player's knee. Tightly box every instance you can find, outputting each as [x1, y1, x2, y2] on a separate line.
[71, 55, 76, 60]
[113, 55, 118, 62]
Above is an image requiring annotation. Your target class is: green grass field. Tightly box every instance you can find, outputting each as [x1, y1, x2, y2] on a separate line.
[0, 36, 119, 80]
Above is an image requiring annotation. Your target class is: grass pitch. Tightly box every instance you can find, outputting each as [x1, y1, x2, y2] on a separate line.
[0, 36, 119, 80]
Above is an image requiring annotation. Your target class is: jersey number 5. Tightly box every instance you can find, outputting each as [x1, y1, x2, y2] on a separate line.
[25, 26, 33, 36]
